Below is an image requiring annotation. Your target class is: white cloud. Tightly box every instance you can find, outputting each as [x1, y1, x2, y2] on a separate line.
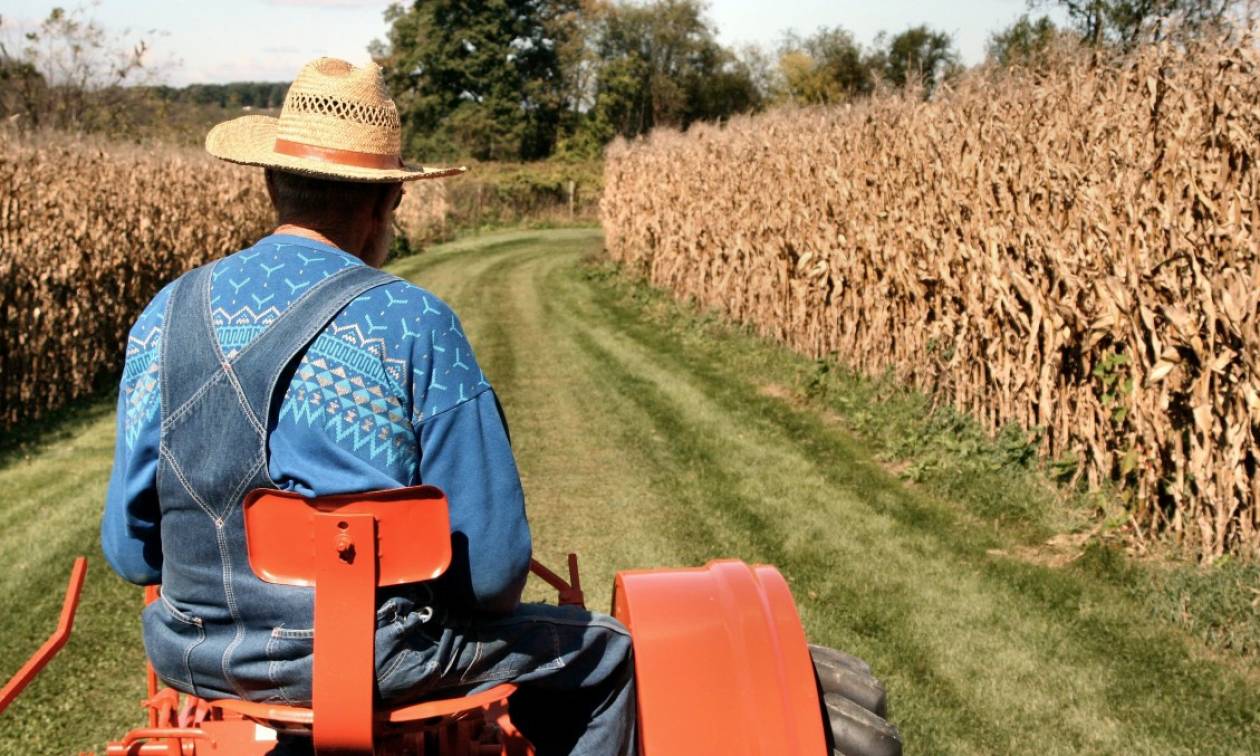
[171, 47, 377, 85]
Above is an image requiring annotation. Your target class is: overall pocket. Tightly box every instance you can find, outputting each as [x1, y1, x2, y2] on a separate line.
[266, 626, 314, 705]
[142, 594, 207, 696]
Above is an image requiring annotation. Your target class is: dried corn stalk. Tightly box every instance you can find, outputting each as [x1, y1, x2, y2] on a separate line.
[394, 178, 450, 247]
[601, 38, 1260, 559]
[0, 131, 272, 431]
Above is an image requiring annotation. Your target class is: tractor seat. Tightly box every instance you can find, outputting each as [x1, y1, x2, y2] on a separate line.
[216, 486, 522, 753]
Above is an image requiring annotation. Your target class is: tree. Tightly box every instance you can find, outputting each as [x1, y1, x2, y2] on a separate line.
[0, 16, 48, 128]
[987, 14, 1064, 66]
[0, 7, 154, 132]
[374, 0, 579, 161]
[870, 25, 960, 92]
[775, 26, 872, 104]
[573, 0, 759, 148]
[732, 43, 780, 102]
[1033, 0, 1238, 47]
[686, 41, 761, 123]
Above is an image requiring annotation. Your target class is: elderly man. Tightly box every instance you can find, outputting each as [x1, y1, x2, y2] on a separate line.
[100, 58, 635, 756]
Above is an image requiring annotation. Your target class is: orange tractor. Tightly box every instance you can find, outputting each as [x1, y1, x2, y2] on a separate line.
[1, 486, 901, 755]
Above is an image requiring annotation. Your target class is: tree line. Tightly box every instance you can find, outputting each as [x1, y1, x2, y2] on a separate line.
[146, 82, 289, 110]
[370, 0, 966, 161]
[0, 1, 1245, 155]
[0, 7, 150, 132]
[0, 7, 293, 134]
[372, 0, 1245, 162]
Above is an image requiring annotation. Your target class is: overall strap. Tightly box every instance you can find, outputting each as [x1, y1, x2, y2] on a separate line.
[160, 260, 397, 433]
[229, 264, 398, 427]
[160, 262, 225, 422]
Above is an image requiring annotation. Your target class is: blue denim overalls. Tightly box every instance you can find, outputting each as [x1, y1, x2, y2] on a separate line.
[143, 260, 396, 702]
[144, 256, 637, 755]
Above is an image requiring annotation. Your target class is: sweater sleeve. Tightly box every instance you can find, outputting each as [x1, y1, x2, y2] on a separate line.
[100, 286, 171, 586]
[401, 289, 532, 614]
[101, 389, 162, 585]
[418, 388, 531, 615]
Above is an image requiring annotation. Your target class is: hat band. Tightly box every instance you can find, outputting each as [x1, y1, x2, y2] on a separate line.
[273, 138, 403, 170]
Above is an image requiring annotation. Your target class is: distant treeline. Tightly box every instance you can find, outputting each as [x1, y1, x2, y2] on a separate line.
[143, 82, 289, 110]
[0, 1, 1246, 158]
[0, 9, 290, 137]
[372, 0, 1244, 162]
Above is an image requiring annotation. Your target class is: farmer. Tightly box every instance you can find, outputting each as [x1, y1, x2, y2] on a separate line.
[100, 57, 635, 756]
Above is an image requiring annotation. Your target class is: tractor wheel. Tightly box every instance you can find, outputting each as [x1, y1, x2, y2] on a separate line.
[809, 644, 871, 676]
[810, 645, 900, 756]
[823, 692, 903, 756]
[810, 646, 887, 717]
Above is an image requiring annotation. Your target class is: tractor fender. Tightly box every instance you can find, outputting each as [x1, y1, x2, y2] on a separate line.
[612, 560, 827, 756]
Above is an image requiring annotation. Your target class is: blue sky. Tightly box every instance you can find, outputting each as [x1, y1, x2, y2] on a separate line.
[1, 1, 1059, 85]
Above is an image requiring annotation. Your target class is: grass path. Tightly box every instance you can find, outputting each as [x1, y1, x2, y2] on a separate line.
[1, 228, 1257, 754]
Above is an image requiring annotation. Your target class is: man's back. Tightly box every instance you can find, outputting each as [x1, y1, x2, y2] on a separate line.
[100, 56, 635, 754]
[100, 233, 531, 702]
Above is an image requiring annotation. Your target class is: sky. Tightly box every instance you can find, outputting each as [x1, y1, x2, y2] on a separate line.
[1, 0, 1062, 85]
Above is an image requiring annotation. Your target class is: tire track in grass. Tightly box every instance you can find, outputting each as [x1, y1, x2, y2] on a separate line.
[551, 279, 1011, 754]
[505, 244, 1014, 751]
[577, 260, 1259, 753]
[420, 230, 1258, 753]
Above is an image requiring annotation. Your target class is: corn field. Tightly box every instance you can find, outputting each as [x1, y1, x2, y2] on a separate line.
[601, 37, 1260, 559]
[394, 173, 452, 247]
[0, 130, 444, 432]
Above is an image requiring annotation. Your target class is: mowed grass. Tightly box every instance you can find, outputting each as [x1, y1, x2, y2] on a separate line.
[1, 228, 1257, 754]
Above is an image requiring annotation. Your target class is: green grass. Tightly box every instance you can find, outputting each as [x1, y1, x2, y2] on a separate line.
[1, 228, 1257, 754]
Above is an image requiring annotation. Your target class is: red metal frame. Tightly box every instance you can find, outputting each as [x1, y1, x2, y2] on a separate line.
[107, 486, 535, 756]
[0, 557, 87, 716]
[4, 494, 835, 755]
[528, 555, 585, 607]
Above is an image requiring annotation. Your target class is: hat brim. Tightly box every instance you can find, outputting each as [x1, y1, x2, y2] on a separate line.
[205, 115, 465, 182]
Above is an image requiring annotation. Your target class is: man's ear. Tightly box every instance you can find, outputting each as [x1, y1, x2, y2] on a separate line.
[372, 183, 403, 224]
[264, 169, 279, 206]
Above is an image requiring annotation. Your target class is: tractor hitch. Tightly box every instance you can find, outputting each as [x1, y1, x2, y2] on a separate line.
[0, 557, 87, 717]
[528, 554, 585, 608]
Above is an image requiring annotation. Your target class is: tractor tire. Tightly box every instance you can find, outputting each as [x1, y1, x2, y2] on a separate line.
[824, 692, 903, 756]
[810, 648, 888, 717]
[809, 644, 872, 675]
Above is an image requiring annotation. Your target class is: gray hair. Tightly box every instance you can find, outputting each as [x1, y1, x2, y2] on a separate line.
[266, 168, 393, 221]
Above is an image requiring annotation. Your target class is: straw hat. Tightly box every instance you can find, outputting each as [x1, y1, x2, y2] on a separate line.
[206, 57, 464, 183]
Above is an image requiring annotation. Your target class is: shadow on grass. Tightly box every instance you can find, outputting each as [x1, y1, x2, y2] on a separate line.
[0, 384, 116, 470]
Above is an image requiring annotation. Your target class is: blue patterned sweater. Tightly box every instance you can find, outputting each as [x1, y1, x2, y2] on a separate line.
[101, 233, 532, 613]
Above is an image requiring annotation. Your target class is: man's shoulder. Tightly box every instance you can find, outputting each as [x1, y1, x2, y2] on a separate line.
[339, 278, 463, 337]
[376, 278, 456, 313]
[126, 278, 181, 360]
[333, 279, 485, 419]
[126, 248, 247, 361]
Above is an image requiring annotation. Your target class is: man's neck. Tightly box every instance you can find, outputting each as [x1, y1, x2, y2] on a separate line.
[274, 223, 366, 260]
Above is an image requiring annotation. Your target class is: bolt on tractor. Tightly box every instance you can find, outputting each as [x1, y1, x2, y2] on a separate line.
[1, 486, 902, 755]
